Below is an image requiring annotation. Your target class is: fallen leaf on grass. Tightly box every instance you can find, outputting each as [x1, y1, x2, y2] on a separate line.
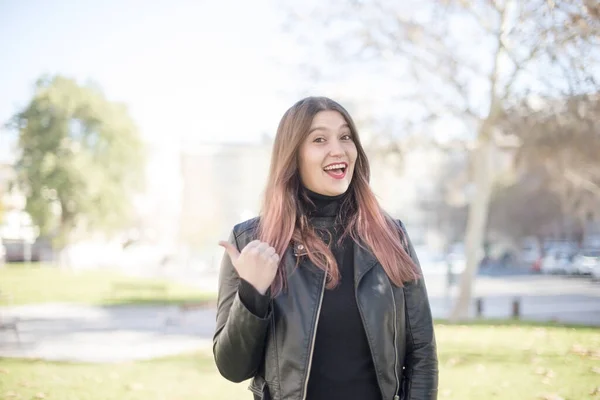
[35, 393, 46, 399]
[0, 368, 8, 374]
[570, 344, 590, 356]
[534, 328, 547, 337]
[127, 383, 144, 391]
[535, 367, 556, 378]
[590, 387, 600, 396]
[592, 367, 600, 374]
[538, 394, 565, 400]
[4, 392, 18, 398]
[447, 357, 463, 366]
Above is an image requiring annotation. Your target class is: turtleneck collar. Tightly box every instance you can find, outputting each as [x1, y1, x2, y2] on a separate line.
[302, 186, 347, 218]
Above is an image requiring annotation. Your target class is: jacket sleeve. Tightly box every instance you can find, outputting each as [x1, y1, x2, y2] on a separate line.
[212, 230, 271, 383]
[399, 221, 439, 400]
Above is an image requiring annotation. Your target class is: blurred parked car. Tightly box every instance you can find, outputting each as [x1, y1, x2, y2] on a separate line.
[540, 250, 576, 274]
[571, 249, 600, 275]
[413, 245, 465, 277]
[591, 262, 600, 281]
[521, 237, 542, 267]
[412, 246, 447, 275]
[531, 257, 542, 273]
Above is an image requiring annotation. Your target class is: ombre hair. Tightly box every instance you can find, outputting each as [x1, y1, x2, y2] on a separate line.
[259, 96, 420, 295]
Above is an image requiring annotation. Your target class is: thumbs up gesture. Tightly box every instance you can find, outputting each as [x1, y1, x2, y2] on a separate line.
[219, 240, 280, 295]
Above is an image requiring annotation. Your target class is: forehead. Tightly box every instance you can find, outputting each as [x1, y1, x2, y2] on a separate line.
[310, 110, 348, 130]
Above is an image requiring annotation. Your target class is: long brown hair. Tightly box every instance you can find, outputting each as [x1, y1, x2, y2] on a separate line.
[259, 96, 420, 295]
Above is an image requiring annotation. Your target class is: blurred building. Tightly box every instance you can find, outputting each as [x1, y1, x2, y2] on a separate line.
[178, 140, 272, 266]
[177, 138, 452, 264]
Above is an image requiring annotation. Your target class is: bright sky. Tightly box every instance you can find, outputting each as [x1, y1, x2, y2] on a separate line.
[2, 0, 469, 164]
[1, 0, 491, 168]
[0, 0, 314, 162]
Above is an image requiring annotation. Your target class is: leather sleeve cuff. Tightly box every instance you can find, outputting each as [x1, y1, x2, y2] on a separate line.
[238, 278, 271, 318]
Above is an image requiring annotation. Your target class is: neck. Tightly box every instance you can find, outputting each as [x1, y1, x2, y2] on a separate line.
[301, 186, 347, 218]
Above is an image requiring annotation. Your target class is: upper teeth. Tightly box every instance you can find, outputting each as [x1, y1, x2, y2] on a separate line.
[324, 164, 345, 171]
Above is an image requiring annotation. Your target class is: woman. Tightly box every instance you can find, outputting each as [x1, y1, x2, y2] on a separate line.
[214, 96, 438, 400]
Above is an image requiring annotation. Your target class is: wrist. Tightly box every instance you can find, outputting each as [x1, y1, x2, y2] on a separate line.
[240, 276, 268, 295]
[254, 284, 269, 295]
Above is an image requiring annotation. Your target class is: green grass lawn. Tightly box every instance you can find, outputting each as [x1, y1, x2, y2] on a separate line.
[1, 324, 598, 400]
[0, 263, 216, 307]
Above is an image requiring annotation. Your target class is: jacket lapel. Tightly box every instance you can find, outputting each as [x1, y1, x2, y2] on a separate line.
[353, 239, 380, 287]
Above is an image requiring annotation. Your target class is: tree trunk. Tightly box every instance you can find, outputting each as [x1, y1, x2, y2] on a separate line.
[58, 246, 72, 270]
[449, 129, 495, 322]
[55, 213, 74, 270]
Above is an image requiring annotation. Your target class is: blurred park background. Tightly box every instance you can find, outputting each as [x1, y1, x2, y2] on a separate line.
[1, 0, 599, 399]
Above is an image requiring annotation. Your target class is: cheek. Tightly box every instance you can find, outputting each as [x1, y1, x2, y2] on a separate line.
[298, 147, 321, 181]
[300, 148, 321, 169]
[347, 144, 358, 164]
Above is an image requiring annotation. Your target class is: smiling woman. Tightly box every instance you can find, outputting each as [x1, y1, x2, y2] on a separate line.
[213, 96, 438, 400]
[298, 110, 357, 196]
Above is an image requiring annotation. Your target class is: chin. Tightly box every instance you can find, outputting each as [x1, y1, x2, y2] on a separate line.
[323, 184, 350, 196]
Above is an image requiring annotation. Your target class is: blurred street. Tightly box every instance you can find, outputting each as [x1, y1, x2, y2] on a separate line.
[426, 273, 600, 325]
[1, 271, 598, 363]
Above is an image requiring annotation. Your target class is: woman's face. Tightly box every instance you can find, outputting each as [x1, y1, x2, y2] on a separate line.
[298, 110, 358, 196]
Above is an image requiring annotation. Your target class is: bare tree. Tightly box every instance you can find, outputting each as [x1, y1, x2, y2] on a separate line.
[488, 168, 564, 245]
[282, 0, 600, 320]
[418, 148, 470, 246]
[502, 93, 600, 243]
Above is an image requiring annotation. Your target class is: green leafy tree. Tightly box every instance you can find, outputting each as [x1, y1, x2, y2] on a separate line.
[7, 75, 146, 255]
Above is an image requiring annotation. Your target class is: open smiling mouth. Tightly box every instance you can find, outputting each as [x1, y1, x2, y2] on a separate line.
[323, 162, 348, 179]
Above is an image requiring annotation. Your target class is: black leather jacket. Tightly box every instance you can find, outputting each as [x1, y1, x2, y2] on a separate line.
[213, 218, 438, 400]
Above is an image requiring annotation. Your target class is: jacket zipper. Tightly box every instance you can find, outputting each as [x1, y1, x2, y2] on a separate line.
[356, 274, 401, 400]
[355, 276, 387, 399]
[301, 271, 327, 400]
[390, 287, 400, 400]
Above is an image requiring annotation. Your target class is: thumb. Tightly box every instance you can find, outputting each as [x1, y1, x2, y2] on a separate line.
[219, 240, 240, 261]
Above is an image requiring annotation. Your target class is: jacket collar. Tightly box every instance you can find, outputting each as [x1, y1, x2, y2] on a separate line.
[290, 238, 379, 285]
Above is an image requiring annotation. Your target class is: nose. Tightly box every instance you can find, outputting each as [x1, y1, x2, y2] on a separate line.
[328, 138, 345, 158]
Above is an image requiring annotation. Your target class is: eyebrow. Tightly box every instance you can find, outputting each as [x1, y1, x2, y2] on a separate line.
[308, 123, 350, 134]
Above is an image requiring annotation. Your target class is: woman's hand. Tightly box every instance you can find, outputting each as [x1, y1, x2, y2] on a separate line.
[219, 240, 280, 295]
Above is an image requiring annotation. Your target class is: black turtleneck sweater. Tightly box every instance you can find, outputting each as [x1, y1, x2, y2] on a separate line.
[238, 188, 381, 400]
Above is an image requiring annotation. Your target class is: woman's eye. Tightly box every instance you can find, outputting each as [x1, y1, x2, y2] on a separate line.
[341, 134, 352, 140]
[314, 137, 325, 143]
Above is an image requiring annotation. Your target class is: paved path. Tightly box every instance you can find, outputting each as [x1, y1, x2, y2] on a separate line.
[1, 273, 599, 363]
[0, 303, 215, 363]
